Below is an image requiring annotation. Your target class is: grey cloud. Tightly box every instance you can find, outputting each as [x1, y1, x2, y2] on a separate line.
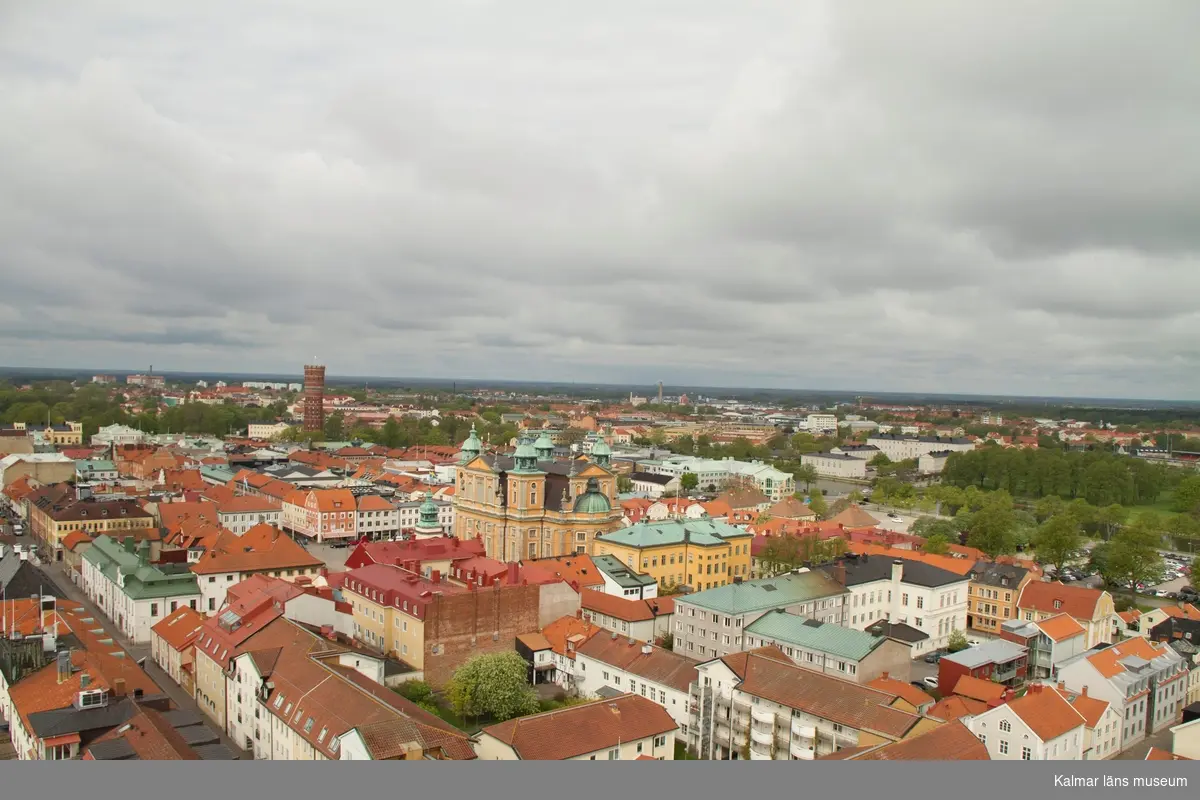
[1, 1, 1199, 398]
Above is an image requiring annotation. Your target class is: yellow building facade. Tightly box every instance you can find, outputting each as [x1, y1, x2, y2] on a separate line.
[593, 519, 753, 592]
[452, 428, 623, 561]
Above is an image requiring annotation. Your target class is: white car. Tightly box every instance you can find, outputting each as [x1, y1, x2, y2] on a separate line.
[887, 513, 903, 521]
[922, 676, 939, 690]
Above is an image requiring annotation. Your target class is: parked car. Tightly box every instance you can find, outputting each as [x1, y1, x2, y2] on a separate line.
[967, 637, 984, 647]
[922, 676, 939, 690]
[924, 651, 943, 664]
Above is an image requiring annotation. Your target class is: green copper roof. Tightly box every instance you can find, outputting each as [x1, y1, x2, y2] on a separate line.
[590, 439, 612, 456]
[534, 431, 555, 451]
[460, 424, 481, 452]
[679, 570, 846, 615]
[597, 518, 751, 550]
[82, 535, 200, 601]
[592, 554, 657, 588]
[573, 477, 612, 514]
[744, 609, 883, 661]
[417, 491, 441, 528]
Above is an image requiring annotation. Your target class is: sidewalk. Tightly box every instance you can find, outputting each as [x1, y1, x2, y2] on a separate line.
[40, 562, 249, 759]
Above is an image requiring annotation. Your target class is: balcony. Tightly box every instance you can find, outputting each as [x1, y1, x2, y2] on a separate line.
[751, 707, 775, 725]
[749, 745, 773, 760]
[792, 721, 817, 740]
[751, 726, 775, 746]
[790, 741, 815, 760]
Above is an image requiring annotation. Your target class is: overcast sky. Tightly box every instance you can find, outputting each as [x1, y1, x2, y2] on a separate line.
[2, 1, 1198, 399]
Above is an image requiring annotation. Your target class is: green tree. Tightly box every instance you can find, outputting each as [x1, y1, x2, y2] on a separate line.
[1034, 495, 1066, 523]
[1191, 556, 1200, 592]
[1096, 504, 1127, 540]
[680, 472, 700, 493]
[794, 463, 818, 492]
[807, 491, 828, 519]
[1035, 515, 1082, 577]
[395, 680, 434, 705]
[923, 532, 953, 555]
[1104, 517, 1164, 601]
[1172, 475, 1200, 515]
[868, 453, 892, 467]
[322, 410, 346, 441]
[445, 652, 540, 722]
[947, 629, 969, 653]
[379, 417, 403, 448]
[966, 500, 1016, 558]
[617, 475, 633, 493]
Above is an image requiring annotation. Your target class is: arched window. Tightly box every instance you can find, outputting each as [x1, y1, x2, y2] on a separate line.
[999, 720, 1011, 733]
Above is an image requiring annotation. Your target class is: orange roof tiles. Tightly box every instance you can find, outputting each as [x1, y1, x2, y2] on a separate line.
[190, 523, 323, 575]
[1162, 603, 1200, 621]
[1066, 689, 1110, 728]
[541, 615, 603, 658]
[1036, 612, 1087, 642]
[520, 554, 605, 589]
[216, 494, 282, 514]
[150, 605, 207, 652]
[482, 694, 677, 760]
[1145, 747, 1191, 761]
[1086, 637, 1171, 679]
[851, 720, 990, 761]
[575, 635, 697, 693]
[1004, 685, 1086, 742]
[581, 589, 674, 623]
[867, 676, 934, 709]
[927, 695, 988, 722]
[827, 504, 881, 529]
[1018, 581, 1106, 620]
[159, 501, 219, 533]
[952, 675, 1009, 703]
[61, 529, 94, 552]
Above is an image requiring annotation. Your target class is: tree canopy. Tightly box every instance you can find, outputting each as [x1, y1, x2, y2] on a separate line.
[445, 652, 539, 722]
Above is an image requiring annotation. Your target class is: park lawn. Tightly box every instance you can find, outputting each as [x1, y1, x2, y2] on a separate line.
[1143, 490, 1181, 517]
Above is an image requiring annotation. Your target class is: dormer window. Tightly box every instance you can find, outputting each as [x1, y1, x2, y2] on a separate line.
[1054, 600, 1063, 609]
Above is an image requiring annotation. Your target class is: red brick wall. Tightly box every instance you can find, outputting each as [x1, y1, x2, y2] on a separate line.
[421, 584, 542, 687]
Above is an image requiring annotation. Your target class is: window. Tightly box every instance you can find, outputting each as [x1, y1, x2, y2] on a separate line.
[999, 740, 1009, 754]
[916, 597, 924, 609]
[273, 695, 283, 708]
[636, 742, 644, 753]
[150, 603, 158, 617]
[901, 593, 909, 606]
[608, 748, 619, 760]
[999, 720, 1011, 732]
[1022, 746, 1031, 760]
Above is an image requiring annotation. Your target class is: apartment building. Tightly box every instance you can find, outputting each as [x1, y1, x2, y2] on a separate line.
[593, 519, 753, 592]
[999, 614, 1088, 680]
[800, 452, 868, 480]
[281, 488, 358, 543]
[191, 524, 324, 613]
[213, 494, 282, 534]
[671, 570, 849, 662]
[149, 605, 206, 696]
[580, 589, 674, 642]
[839, 554, 970, 653]
[575, 634, 698, 737]
[865, 434, 975, 462]
[967, 561, 1034, 635]
[688, 647, 935, 760]
[967, 684, 1086, 760]
[81, 536, 201, 643]
[1055, 637, 1188, 749]
[25, 485, 157, 562]
[741, 608, 913, 684]
[1017, 581, 1115, 648]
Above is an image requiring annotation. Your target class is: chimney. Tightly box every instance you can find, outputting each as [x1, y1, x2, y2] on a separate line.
[1081, 686, 1088, 697]
[641, 643, 652, 655]
[112, 678, 126, 697]
[891, 559, 903, 584]
[430, 569, 441, 585]
[576, 608, 583, 619]
[507, 562, 520, 585]
[1057, 681, 1065, 693]
[832, 562, 846, 585]
[881, 671, 889, 680]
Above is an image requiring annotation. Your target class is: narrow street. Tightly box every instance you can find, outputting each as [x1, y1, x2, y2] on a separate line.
[39, 561, 248, 759]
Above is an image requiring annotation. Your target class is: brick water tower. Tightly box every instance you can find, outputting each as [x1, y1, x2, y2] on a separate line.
[303, 363, 325, 433]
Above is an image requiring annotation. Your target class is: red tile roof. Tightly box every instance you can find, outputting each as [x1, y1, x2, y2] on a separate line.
[952, 675, 1008, 703]
[867, 676, 934, 709]
[1066, 689, 1111, 728]
[1018, 581, 1107, 620]
[159, 501, 220, 533]
[1086, 637, 1172, 679]
[581, 589, 674, 623]
[1035, 613, 1086, 642]
[541, 615, 604, 659]
[849, 720, 990, 761]
[723, 649, 921, 740]
[190, 523, 323, 575]
[575, 635, 697, 693]
[150, 605, 207, 652]
[927, 695, 988, 722]
[84, 706, 201, 760]
[481, 694, 677, 760]
[1004, 685, 1086, 742]
[343, 536, 484, 570]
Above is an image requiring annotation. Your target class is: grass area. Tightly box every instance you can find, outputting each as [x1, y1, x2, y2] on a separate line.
[675, 741, 698, 760]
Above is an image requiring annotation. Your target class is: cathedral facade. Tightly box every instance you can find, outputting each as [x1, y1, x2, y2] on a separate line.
[452, 426, 623, 561]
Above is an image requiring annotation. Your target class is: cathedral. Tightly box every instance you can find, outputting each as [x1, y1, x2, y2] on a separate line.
[452, 426, 623, 562]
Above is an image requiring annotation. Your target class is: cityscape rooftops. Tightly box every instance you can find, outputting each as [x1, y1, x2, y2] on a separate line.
[678, 570, 847, 615]
[597, 518, 752, 550]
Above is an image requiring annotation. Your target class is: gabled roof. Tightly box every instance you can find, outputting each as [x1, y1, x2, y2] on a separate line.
[847, 720, 990, 761]
[1065, 689, 1111, 728]
[745, 609, 885, 662]
[581, 589, 673, 623]
[190, 524, 323, 575]
[866, 676, 934, 709]
[481, 694, 676, 759]
[717, 649, 921, 740]
[827, 504, 880, 529]
[150, 605, 207, 652]
[679, 570, 847, 615]
[541, 615, 603, 659]
[765, 496, 819, 520]
[1018, 581, 1107, 620]
[927, 695, 988, 722]
[1002, 684, 1086, 742]
[1035, 613, 1086, 642]
[575, 635, 697, 692]
[951, 675, 1008, 703]
[1085, 637, 1174, 679]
